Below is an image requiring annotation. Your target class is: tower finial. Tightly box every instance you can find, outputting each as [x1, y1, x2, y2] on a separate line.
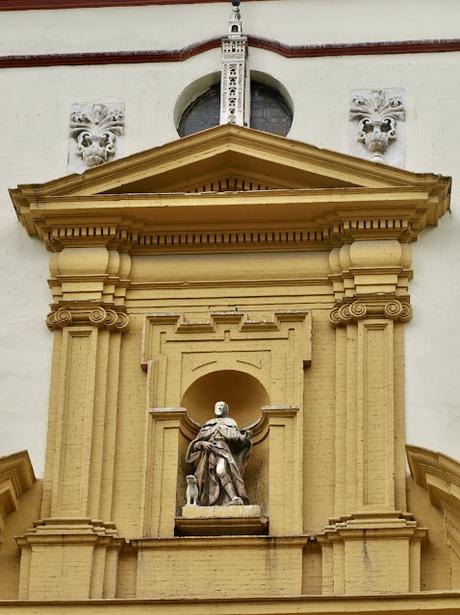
[228, 0, 243, 37]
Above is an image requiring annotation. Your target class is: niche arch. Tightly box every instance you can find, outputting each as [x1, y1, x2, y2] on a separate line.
[181, 369, 269, 427]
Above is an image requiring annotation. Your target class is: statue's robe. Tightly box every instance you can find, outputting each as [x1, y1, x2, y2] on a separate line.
[186, 417, 252, 506]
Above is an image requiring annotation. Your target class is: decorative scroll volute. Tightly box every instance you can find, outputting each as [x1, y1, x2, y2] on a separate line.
[47, 305, 129, 332]
[329, 299, 412, 327]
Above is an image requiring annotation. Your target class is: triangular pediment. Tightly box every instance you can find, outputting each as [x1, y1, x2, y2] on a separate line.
[11, 124, 443, 199]
[11, 124, 450, 249]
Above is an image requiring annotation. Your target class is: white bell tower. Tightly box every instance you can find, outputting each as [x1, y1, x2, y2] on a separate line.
[220, 0, 250, 126]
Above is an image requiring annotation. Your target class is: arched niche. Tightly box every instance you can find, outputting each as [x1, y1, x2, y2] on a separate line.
[180, 369, 270, 515]
[181, 369, 269, 428]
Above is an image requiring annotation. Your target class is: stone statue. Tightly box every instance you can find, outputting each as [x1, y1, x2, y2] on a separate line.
[185, 474, 199, 506]
[185, 401, 252, 506]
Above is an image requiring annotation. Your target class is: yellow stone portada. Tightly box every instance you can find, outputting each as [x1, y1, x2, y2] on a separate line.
[2, 125, 459, 613]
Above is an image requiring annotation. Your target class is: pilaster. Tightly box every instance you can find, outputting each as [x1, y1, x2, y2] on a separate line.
[17, 247, 130, 599]
[323, 240, 426, 594]
[263, 405, 301, 536]
[142, 408, 197, 538]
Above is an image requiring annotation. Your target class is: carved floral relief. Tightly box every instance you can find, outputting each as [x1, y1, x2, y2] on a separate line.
[68, 102, 125, 173]
[349, 88, 405, 166]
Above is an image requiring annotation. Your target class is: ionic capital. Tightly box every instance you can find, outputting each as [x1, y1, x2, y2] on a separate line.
[47, 303, 129, 333]
[329, 299, 412, 327]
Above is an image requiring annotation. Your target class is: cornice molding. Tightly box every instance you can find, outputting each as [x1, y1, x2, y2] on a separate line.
[10, 124, 448, 199]
[130, 534, 309, 549]
[16, 517, 122, 549]
[318, 512, 427, 552]
[2, 38, 460, 69]
[11, 188, 446, 253]
[0, 451, 35, 543]
[141, 310, 311, 369]
[407, 445, 460, 513]
[407, 445, 460, 561]
[1, 594, 460, 614]
[1, 593, 460, 613]
[10, 125, 451, 253]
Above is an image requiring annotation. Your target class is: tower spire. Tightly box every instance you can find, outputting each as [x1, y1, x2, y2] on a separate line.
[220, 0, 249, 126]
[228, 0, 243, 37]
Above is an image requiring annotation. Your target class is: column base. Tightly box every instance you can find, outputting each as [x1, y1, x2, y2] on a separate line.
[16, 518, 123, 600]
[318, 511, 427, 595]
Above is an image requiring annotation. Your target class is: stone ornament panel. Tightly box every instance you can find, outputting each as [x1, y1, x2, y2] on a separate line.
[349, 88, 406, 167]
[68, 102, 125, 173]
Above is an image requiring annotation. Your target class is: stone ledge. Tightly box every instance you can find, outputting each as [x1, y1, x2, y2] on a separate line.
[175, 505, 268, 536]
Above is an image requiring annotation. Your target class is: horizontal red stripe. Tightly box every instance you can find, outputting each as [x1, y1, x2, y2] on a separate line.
[0, 0, 237, 10]
[1, 37, 459, 68]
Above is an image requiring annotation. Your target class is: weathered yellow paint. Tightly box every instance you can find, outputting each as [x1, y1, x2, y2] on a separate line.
[1, 127, 458, 610]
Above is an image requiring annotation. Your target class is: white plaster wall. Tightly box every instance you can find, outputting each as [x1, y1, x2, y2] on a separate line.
[1, 0, 460, 54]
[0, 0, 459, 475]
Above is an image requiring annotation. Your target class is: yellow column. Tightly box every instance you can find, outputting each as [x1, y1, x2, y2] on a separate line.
[321, 240, 425, 594]
[17, 248, 129, 600]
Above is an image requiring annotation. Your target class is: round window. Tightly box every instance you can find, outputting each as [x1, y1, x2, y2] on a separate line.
[178, 80, 293, 138]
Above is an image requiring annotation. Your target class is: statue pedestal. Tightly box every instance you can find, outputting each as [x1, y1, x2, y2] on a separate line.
[175, 505, 268, 536]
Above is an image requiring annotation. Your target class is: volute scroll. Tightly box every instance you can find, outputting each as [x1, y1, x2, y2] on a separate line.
[329, 299, 412, 327]
[47, 304, 130, 332]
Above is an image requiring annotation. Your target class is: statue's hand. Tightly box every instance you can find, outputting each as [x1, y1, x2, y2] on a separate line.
[196, 441, 213, 451]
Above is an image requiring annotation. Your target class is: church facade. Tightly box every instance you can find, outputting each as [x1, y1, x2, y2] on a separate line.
[1, 1, 460, 613]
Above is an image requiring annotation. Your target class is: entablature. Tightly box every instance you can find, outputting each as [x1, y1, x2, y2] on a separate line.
[10, 185, 449, 253]
[10, 125, 450, 254]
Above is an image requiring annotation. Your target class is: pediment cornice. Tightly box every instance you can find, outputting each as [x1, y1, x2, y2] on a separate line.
[0, 450, 35, 544]
[10, 125, 451, 253]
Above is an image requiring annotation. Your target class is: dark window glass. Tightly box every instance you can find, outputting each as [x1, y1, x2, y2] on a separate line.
[178, 84, 221, 137]
[178, 81, 292, 138]
[249, 83, 292, 136]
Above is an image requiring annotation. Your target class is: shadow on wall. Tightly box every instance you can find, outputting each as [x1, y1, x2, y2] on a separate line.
[180, 369, 269, 427]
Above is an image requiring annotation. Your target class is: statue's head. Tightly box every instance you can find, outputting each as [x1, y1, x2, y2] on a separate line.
[214, 401, 229, 417]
